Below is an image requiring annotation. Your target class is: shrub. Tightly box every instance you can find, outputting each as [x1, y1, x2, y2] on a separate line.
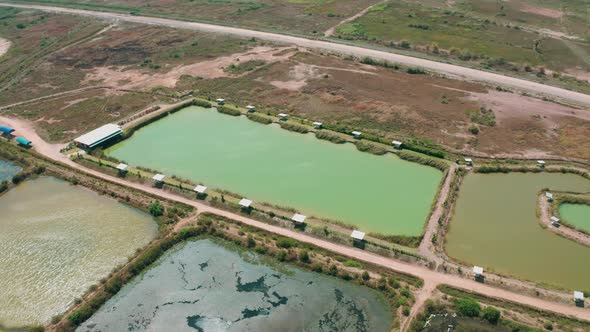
[276, 237, 298, 249]
[355, 141, 388, 155]
[148, 201, 164, 217]
[544, 321, 553, 330]
[298, 250, 310, 263]
[315, 130, 346, 144]
[388, 277, 400, 289]
[469, 126, 479, 135]
[454, 298, 481, 317]
[247, 113, 272, 124]
[193, 99, 212, 108]
[407, 68, 425, 74]
[482, 306, 501, 324]
[362, 271, 370, 281]
[402, 306, 411, 316]
[343, 260, 362, 268]
[217, 105, 241, 116]
[277, 250, 287, 262]
[280, 122, 309, 134]
[246, 235, 256, 248]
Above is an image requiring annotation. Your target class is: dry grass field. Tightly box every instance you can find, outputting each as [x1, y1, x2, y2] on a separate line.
[334, 0, 590, 88]
[1, 10, 589, 160]
[5, 0, 382, 35]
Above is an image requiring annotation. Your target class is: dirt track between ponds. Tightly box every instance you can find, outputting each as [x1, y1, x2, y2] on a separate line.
[1, 115, 589, 327]
[1, 2, 590, 107]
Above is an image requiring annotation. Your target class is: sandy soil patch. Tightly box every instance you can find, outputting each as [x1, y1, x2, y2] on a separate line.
[0, 38, 12, 57]
[466, 90, 590, 125]
[520, 4, 562, 18]
[83, 46, 296, 89]
[566, 69, 590, 82]
[270, 62, 377, 91]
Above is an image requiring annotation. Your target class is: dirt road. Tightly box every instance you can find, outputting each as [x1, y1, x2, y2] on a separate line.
[418, 164, 457, 265]
[1, 115, 588, 325]
[1, 3, 590, 107]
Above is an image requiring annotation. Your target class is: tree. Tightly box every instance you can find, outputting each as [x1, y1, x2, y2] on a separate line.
[454, 298, 481, 317]
[482, 306, 501, 324]
[148, 201, 164, 217]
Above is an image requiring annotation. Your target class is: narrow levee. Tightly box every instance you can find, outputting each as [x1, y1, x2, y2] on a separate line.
[446, 172, 590, 291]
[105, 106, 442, 236]
[0, 176, 157, 328]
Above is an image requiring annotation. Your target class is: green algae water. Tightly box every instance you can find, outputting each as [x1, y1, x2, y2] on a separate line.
[106, 107, 441, 235]
[0, 177, 157, 329]
[78, 239, 392, 332]
[446, 173, 590, 290]
[0, 159, 21, 182]
[559, 203, 590, 233]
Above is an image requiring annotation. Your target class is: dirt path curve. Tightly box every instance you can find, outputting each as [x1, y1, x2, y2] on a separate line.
[418, 164, 457, 266]
[0, 37, 10, 57]
[538, 194, 590, 247]
[1, 116, 589, 323]
[324, 0, 387, 37]
[2, 3, 590, 107]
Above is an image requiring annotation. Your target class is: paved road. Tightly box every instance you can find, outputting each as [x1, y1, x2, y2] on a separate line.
[1, 115, 589, 325]
[2, 2, 590, 107]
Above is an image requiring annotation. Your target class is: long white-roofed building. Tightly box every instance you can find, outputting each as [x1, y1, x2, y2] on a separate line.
[74, 124, 122, 149]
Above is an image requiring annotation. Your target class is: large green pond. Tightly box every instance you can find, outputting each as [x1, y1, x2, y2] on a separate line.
[78, 239, 392, 332]
[446, 173, 590, 290]
[559, 203, 590, 233]
[106, 107, 442, 235]
[0, 177, 157, 329]
[0, 159, 21, 182]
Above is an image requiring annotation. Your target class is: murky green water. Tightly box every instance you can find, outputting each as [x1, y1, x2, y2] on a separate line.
[78, 239, 392, 332]
[0, 177, 157, 329]
[0, 159, 21, 182]
[446, 173, 590, 290]
[559, 203, 590, 233]
[106, 107, 441, 235]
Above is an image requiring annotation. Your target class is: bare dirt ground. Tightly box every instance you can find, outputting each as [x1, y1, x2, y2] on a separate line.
[0, 37, 11, 57]
[520, 4, 563, 19]
[3, 115, 590, 324]
[538, 194, 590, 247]
[84, 46, 296, 89]
[466, 90, 590, 124]
[3, 3, 590, 107]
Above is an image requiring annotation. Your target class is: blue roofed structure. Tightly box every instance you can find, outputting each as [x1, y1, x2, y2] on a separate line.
[0, 126, 15, 134]
[16, 137, 31, 147]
